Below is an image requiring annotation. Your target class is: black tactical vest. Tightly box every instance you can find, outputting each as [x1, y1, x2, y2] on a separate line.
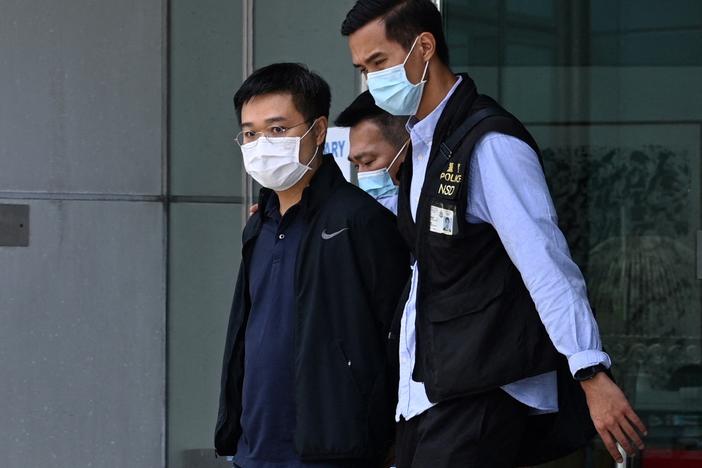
[396, 75, 560, 402]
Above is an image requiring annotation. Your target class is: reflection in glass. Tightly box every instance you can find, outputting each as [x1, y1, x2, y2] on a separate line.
[444, 1, 702, 465]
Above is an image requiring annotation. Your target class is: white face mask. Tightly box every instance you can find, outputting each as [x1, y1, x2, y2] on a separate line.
[240, 119, 319, 191]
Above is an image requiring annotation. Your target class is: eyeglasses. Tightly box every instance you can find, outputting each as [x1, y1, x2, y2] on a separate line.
[234, 120, 310, 146]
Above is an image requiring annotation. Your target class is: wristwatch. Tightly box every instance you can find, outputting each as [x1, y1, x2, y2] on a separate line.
[574, 364, 607, 381]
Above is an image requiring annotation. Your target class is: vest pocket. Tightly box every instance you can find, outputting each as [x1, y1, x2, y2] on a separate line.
[422, 285, 524, 398]
[425, 284, 504, 322]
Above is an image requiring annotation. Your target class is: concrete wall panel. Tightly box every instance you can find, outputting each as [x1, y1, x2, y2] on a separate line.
[0, 0, 163, 195]
[0, 200, 165, 468]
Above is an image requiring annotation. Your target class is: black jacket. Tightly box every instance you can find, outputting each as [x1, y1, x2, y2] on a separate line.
[215, 155, 410, 462]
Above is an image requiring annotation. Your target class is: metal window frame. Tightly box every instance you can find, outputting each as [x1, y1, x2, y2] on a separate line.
[242, 0, 255, 224]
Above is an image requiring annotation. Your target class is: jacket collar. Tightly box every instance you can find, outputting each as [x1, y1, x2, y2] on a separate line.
[256, 154, 345, 223]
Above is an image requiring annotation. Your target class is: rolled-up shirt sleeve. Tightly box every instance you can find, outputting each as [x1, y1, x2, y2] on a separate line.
[468, 132, 611, 376]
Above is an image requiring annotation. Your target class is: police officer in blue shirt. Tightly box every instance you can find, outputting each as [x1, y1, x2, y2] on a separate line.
[341, 1, 647, 467]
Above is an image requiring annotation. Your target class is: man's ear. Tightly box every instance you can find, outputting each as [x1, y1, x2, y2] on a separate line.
[418, 32, 436, 63]
[314, 116, 329, 148]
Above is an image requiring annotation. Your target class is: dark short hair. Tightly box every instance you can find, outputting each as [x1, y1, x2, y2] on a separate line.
[233, 62, 331, 124]
[341, 0, 449, 66]
[335, 91, 407, 149]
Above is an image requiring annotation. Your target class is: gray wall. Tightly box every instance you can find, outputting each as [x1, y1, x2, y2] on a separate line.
[0, 1, 359, 467]
[0, 1, 166, 467]
[167, 3, 244, 467]
[169, 0, 243, 197]
[253, 0, 359, 121]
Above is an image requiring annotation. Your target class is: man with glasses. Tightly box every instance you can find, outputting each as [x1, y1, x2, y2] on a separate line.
[215, 62, 409, 468]
[341, 1, 647, 467]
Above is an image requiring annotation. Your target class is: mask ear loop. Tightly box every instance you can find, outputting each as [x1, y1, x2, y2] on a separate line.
[418, 60, 429, 83]
[300, 117, 322, 168]
[301, 117, 319, 140]
[387, 139, 410, 172]
[402, 36, 421, 66]
[403, 36, 430, 85]
[304, 145, 320, 169]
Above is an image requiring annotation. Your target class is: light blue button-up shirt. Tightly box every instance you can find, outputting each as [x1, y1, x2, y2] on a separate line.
[394, 76, 611, 421]
[376, 194, 398, 214]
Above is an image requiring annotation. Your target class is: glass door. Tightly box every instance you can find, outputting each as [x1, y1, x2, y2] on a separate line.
[443, 1, 702, 466]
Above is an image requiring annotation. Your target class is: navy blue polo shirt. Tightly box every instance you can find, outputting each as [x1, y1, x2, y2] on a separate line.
[234, 194, 353, 468]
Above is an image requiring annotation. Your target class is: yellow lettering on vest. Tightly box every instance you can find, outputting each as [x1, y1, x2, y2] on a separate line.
[440, 172, 463, 183]
[438, 184, 456, 197]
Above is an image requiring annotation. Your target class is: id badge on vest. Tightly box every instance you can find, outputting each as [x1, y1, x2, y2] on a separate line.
[429, 202, 459, 236]
[429, 160, 464, 236]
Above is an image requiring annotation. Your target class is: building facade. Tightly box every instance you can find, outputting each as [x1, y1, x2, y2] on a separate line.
[0, 1, 700, 467]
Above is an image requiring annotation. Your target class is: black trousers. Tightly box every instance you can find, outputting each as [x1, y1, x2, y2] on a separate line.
[396, 389, 529, 468]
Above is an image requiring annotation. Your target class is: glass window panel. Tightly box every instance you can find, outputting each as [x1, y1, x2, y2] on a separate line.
[445, 0, 500, 21]
[446, 0, 702, 66]
[506, 0, 555, 21]
[169, 0, 243, 197]
[619, 0, 702, 31]
[447, 21, 500, 67]
[445, 1, 702, 466]
[618, 30, 702, 66]
[505, 31, 557, 65]
[168, 203, 243, 468]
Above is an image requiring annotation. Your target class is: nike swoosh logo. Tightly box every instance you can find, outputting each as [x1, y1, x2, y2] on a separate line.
[321, 228, 349, 240]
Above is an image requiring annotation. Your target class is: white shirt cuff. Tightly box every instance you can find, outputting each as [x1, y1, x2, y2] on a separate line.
[568, 350, 612, 377]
